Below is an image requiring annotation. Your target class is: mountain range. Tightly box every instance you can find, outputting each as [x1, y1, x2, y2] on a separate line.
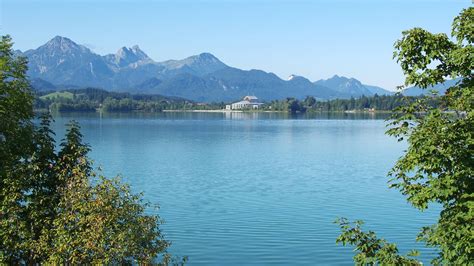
[18, 36, 397, 102]
[400, 79, 460, 96]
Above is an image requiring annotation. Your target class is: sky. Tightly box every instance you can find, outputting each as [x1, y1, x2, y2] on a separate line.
[1, 0, 471, 90]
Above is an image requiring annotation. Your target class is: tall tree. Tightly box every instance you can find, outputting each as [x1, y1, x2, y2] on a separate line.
[336, 7, 473, 265]
[0, 35, 35, 262]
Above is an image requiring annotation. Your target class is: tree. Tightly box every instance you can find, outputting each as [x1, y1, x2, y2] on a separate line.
[335, 218, 420, 265]
[0, 35, 182, 264]
[303, 96, 316, 107]
[46, 122, 171, 264]
[0, 35, 35, 262]
[336, 7, 473, 265]
[24, 114, 59, 262]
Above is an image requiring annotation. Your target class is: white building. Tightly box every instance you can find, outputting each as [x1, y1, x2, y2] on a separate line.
[229, 96, 263, 110]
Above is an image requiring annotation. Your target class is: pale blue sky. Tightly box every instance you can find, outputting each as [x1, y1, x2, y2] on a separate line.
[1, 0, 470, 90]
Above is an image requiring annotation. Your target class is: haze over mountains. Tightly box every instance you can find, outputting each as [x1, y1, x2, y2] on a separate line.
[19, 36, 399, 102]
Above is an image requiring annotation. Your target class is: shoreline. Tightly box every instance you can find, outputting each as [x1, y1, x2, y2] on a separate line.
[164, 109, 389, 114]
[35, 108, 393, 114]
[162, 109, 289, 113]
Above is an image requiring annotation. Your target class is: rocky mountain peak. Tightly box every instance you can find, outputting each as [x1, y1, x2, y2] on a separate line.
[195, 52, 218, 61]
[112, 45, 151, 67]
[161, 52, 227, 75]
[43, 36, 85, 53]
[130, 45, 150, 60]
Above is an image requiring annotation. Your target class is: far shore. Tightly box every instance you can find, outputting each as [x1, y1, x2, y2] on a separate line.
[162, 109, 389, 113]
[163, 109, 286, 113]
[35, 108, 394, 114]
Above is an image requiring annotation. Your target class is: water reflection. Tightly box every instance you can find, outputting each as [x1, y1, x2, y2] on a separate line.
[52, 111, 391, 121]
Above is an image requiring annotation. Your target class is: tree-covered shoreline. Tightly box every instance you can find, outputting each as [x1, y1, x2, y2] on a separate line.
[34, 87, 440, 114]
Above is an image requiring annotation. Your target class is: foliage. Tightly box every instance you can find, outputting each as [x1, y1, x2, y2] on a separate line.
[335, 218, 421, 265]
[0, 34, 36, 262]
[388, 7, 473, 265]
[0, 35, 182, 264]
[264, 94, 434, 113]
[337, 7, 473, 265]
[263, 97, 306, 113]
[39, 91, 75, 100]
[34, 87, 220, 112]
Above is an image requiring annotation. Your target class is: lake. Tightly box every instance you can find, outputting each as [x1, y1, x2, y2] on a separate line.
[50, 112, 440, 265]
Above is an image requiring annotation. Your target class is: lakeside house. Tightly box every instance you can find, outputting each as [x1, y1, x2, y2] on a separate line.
[226, 96, 264, 110]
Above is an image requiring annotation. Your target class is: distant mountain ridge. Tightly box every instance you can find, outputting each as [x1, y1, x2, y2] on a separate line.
[402, 79, 460, 96]
[314, 75, 392, 97]
[104, 45, 153, 68]
[19, 36, 393, 102]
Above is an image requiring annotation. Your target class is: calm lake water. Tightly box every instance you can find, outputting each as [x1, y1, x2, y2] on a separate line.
[50, 112, 439, 265]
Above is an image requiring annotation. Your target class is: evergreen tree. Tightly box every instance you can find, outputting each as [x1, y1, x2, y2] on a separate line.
[0, 35, 35, 263]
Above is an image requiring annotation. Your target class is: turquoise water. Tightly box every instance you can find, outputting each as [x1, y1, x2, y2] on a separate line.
[50, 112, 439, 265]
